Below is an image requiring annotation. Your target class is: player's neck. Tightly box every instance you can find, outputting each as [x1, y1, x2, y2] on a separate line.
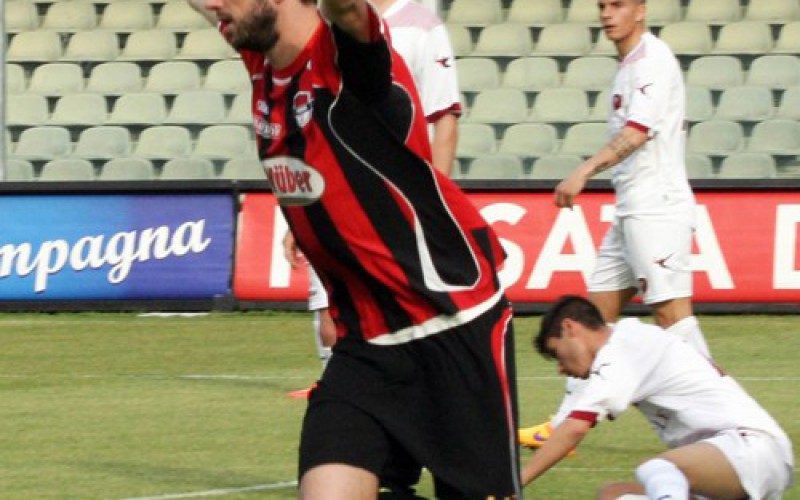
[268, 8, 322, 70]
[370, 0, 395, 14]
[615, 27, 645, 60]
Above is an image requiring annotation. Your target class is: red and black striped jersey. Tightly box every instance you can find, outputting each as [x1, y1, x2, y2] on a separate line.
[230, 10, 507, 344]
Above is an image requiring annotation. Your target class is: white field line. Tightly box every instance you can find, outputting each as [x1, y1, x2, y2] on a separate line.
[120, 481, 297, 500]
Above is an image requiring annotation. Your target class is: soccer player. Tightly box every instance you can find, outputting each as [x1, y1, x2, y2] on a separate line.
[519, 0, 711, 448]
[522, 296, 794, 499]
[188, 0, 520, 498]
[282, 0, 462, 397]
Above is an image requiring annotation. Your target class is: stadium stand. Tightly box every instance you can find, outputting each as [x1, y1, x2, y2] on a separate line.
[39, 158, 96, 181]
[133, 125, 193, 161]
[73, 126, 133, 162]
[5, 0, 800, 180]
[219, 157, 265, 180]
[465, 154, 525, 179]
[718, 152, 777, 178]
[99, 157, 156, 181]
[5, 158, 36, 181]
[160, 157, 217, 180]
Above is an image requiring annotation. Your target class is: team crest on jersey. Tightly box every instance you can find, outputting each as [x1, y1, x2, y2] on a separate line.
[263, 156, 325, 206]
[293, 91, 314, 128]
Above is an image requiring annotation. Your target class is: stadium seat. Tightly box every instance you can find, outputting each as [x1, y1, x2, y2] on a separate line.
[713, 21, 773, 55]
[175, 28, 237, 61]
[160, 157, 217, 179]
[773, 21, 800, 54]
[686, 55, 745, 90]
[107, 92, 168, 126]
[498, 122, 558, 159]
[589, 89, 610, 122]
[714, 86, 774, 122]
[446, 0, 502, 27]
[529, 88, 590, 123]
[118, 29, 178, 62]
[745, 0, 800, 24]
[776, 86, 800, 120]
[193, 125, 254, 160]
[533, 23, 592, 57]
[144, 61, 202, 95]
[7, 0, 40, 33]
[591, 31, 616, 56]
[562, 56, 616, 91]
[60, 30, 121, 62]
[684, 0, 741, 25]
[41, 0, 97, 31]
[204, 59, 250, 95]
[165, 90, 227, 126]
[658, 22, 713, 56]
[219, 157, 265, 180]
[506, 0, 563, 27]
[685, 85, 714, 123]
[502, 57, 560, 91]
[99, 0, 155, 32]
[28, 63, 85, 96]
[684, 153, 714, 179]
[7, 30, 64, 63]
[687, 120, 745, 156]
[746, 55, 800, 90]
[565, 0, 600, 26]
[528, 154, 583, 179]
[465, 154, 524, 179]
[646, 0, 683, 27]
[7, 94, 49, 127]
[134, 125, 193, 160]
[99, 157, 156, 180]
[87, 62, 144, 95]
[471, 23, 534, 57]
[39, 158, 96, 181]
[456, 123, 497, 159]
[73, 126, 132, 161]
[6, 64, 26, 95]
[156, 0, 210, 32]
[226, 91, 253, 124]
[466, 88, 529, 124]
[718, 152, 777, 178]
[50, 93, 109, 127]
[560, 122, 608, 156]
[14, 127, 72, 162]
[747, 119, 800, 156]
[445, 24, 473, 58]
[5, 158, 36, 181]
[456, 57, 500, 93]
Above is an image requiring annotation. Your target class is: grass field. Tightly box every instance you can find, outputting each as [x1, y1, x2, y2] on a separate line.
[1, 312, 797, 499]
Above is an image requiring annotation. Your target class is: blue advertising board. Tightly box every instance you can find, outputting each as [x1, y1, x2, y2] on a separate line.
[0, 194, 234, 300]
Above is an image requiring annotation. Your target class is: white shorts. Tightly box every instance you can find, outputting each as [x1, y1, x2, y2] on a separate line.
[308, 266, 329, 311]
[704, 429, 794, 500]
[588, 216, 693, 305]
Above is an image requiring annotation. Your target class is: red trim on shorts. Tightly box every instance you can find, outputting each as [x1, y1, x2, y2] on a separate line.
[426, 104, 463, 123]
[626, 120, 649, 134]
[568, 410, 599, 427]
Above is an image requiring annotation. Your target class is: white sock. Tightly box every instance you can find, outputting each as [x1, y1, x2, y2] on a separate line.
[312, 311, 332, 369]
[552, 376, 589, 427]
[635, 458, 689, 500]
[666, 316, 711, 359]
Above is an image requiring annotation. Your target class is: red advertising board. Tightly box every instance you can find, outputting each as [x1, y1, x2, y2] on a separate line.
[234, 190, 800, 304]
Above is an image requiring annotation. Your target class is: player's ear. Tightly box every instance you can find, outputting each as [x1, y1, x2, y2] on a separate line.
[561, 318, 577, 338]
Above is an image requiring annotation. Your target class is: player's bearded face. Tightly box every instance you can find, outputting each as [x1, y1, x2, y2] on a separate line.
[228, 0, 279, 52]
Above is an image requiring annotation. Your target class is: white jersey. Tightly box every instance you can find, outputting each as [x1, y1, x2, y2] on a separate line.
[383, 0, 462, 122]
[570, 318, 793, 470]
[608, 32, 694, 221]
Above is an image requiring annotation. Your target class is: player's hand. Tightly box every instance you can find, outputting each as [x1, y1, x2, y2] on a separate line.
[554, 170, 589, 209]
[282, 230, 304, 268]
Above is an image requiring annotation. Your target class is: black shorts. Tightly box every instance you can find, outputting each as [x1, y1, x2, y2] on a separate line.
[298, 299, 520, 499]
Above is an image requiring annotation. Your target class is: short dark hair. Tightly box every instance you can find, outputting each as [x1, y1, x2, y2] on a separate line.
[535, 295, 605, 359]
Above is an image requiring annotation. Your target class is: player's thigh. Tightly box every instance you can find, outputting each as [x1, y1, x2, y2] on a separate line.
[588, 223, 637, 295]
[300, 463, 379, 500]
[622, 218, 692, 305]
[657, 442, 745, 499]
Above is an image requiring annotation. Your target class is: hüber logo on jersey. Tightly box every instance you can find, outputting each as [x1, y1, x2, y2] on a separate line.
[263, 156, 325, 206]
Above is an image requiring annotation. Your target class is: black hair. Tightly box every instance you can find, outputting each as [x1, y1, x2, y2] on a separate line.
[535, 295, 606, 359]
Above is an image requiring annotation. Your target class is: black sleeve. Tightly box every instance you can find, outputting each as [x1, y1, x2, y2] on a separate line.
[331, 22, 393, 105]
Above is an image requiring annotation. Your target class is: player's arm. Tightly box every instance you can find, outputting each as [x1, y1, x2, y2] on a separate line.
[186, 0, 218, 25]
[320, 0, 372, 42]
[430, 113, 458, 176]
[521, 417, 593, 486]
[554, 125, 649, 209]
